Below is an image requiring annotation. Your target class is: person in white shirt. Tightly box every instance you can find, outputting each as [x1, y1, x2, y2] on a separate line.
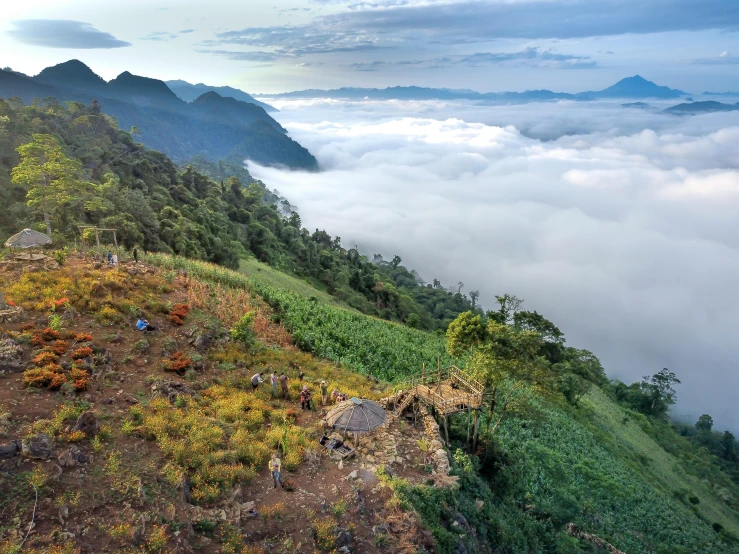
[251, 372, 264, 390]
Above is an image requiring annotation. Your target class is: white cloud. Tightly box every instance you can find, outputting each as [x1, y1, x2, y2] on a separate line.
[251, 98, 739, 432]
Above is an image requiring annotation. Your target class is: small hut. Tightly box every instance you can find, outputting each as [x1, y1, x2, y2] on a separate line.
[326, 398, 386, 435]
[4, 229, 52, 261]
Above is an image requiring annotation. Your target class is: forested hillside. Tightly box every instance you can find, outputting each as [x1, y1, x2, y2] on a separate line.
[2, 95, 739, 553]
[0, 97, 476, 331]
[0, 62, 317, 170]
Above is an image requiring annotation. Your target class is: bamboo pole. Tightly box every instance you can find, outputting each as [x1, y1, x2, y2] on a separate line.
[466, 405, 472, 447]
[472, 409, 481, 452]
[94, 228, 101, 257]
[443, 415, 450, 446]
[113, 230, 120, 263]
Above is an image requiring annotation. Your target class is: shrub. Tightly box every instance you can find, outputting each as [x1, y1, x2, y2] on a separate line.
[42, 327, 62, 341]
[31, 331, 44, 347]
[162, 352, 194, 375]
[19, 323, 36, 332]
[229, 312, 256, 346]
[23, 364, 63, 388]
[33, 351, 60, 366]
[70, 368, 89, 391]
[50, 340, 69, 356]
[311, 517, 337, 551]
[74, 332, 93, 342]
[53, 250, 67, 267]
[96, 305, 122, 324]
[71, 346, 93, 360]
[47, 313, 63, 332]
[169, 303, 190, 326]
[0, 338, 23, 362]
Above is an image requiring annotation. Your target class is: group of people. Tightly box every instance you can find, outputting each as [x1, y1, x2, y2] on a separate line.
[250, 370, 350, 412]
[103, 247, 140, 268]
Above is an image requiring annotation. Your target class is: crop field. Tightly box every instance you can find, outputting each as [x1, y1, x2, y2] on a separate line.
[495, 388, 739, 554]
[147, 254, 453, 381]
[237, 258, 348, 309]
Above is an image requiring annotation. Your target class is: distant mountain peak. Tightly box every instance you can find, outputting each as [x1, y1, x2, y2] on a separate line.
[108, 71, 178, 98]
[35, 59, 106, 89]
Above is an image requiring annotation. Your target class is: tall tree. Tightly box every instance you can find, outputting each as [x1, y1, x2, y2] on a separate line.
[11, 134, 97, 234]
[695, 414, 714, 432]
[447, 311, 553, 443]
[469, 290, 479, 309]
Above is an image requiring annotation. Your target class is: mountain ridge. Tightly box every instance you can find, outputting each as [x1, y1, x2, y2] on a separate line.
[166, 79, 277, 112]
[0, 61, 316, 170]
[265, 74, 691, 102]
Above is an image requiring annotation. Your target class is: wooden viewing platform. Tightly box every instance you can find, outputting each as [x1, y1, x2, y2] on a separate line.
[400, 365, 484, 416]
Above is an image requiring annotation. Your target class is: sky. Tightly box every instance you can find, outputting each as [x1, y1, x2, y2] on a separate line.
[249, 98, 739, 432]
[1, 0, 739, 93]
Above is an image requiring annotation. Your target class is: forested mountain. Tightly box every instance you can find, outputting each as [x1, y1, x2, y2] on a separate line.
[166, 79, 277, 112]
[0, 61, 317, 170]
[665, 100, 739, 114]
[0, 97, 473, 330]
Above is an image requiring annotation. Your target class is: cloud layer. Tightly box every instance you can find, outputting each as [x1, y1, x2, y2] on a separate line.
[7, 20, 131, 49]
[250, 98, 739, 432]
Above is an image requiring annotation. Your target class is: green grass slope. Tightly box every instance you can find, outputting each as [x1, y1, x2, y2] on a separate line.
[148, 253, 739, 553]
[489, 386, 739, 553]
[238, 257, 347, 309]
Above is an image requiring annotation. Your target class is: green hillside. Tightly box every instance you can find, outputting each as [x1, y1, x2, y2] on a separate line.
[2, 94, 738, 554]
[144, 254, 739, 553]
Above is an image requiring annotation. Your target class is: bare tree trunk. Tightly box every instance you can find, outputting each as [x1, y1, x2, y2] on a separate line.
[43, 212, 52, 235]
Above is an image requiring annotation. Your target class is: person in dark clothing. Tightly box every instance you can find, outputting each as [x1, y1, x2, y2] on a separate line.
[106, 251, 113, 266]
[300, 385, 312, 411]
[133, 248, 139, 264]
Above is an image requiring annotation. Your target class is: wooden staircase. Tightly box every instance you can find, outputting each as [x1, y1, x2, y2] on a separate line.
[394, 389, 417, 417]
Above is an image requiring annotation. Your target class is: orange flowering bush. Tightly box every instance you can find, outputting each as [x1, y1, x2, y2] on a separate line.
[74, 332, 93, 342]
[33, 351, 60, 366]
[51, 340, 69, 355]
[70, 367, 89, 391]
[23, 364, 64, 388]
[31, 331, 45, 347]
[71, 346, 93, 360]
[169, 303, 190, 326]
[161, 352, 193, 375]
[42, 327, 62, 341]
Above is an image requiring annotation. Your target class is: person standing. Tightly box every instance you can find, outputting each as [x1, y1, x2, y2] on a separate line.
[133, 247, 139, 264]
[251, 372, 264, 390]
[112, 253, 118, 268]
[300, 385, 312, 411]
[320, 380, 328, 406]
[270, 371, 278, 397]
[279, 372, 289, 399]
[269, 453, 284, 489]
[106, 251, 113, 266]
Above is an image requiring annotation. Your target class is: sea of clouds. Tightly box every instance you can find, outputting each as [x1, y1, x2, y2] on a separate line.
[250, 97, 739, 432]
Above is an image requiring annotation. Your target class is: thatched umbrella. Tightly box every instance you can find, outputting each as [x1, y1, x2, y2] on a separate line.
[326, 397, 386, 435]
[4, 228, 52, 249]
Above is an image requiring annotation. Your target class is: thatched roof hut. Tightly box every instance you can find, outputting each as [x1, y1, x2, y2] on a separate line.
[4, 228, 52, 249]
[326, 398, 386, 435]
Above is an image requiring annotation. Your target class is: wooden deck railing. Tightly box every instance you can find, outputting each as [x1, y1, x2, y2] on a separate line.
[395, 365, 484, 415]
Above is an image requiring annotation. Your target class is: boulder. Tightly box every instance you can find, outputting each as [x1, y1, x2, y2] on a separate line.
[58, 445, 92, 468]
[334, 528, 352, 548]
[73, 411, 99, 436]
[22, 433, 53, 459]
[0, 440, 20, 459]
[192, 334, 212, 352]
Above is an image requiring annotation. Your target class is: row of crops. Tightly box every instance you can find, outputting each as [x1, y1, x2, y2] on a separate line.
[146, 253, 453, 381]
